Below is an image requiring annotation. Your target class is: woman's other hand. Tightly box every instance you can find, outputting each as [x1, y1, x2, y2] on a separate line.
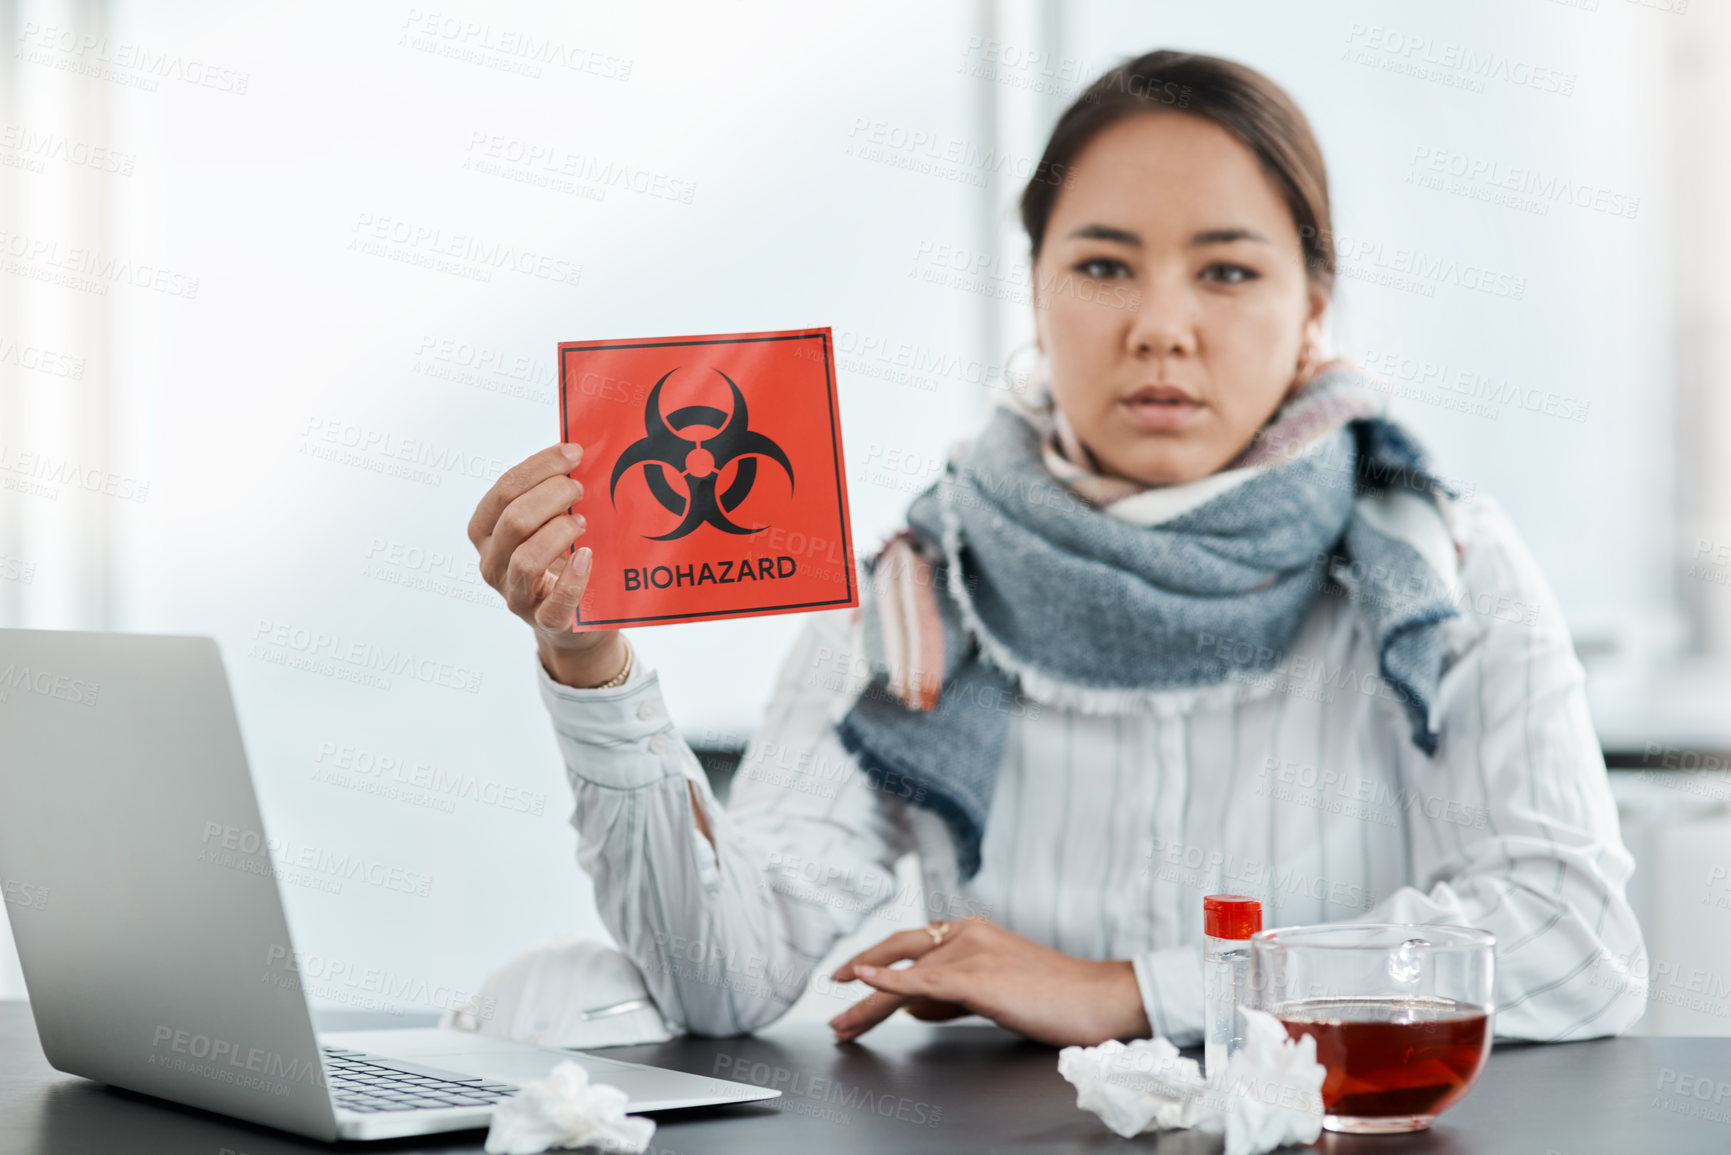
[468, 442, 626, 688]
[827, 916, 1151, 1047]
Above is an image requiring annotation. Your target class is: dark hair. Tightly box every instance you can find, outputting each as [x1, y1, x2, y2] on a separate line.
[1019, 50, 1334, 293]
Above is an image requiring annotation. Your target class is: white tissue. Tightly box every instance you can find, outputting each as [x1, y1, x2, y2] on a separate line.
[1055, 1035, 1211, 1136]
[483, 1059, 658, 1155]
[1058, 1008, 1325, 1155]
[1211, 1009, 1327, 1155]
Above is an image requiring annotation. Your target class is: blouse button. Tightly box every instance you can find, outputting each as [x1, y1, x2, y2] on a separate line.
[636, 700, 659, 721]
[648, 733, 669, 754]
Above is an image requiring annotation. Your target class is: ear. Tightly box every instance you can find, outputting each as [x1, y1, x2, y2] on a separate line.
[1284, 282, 1331, 399]
[1302, 281, 1329, 348]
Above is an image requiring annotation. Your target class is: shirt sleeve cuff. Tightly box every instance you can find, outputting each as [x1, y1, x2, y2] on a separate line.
[1131, 943, 1206, 1045]
[534, 649, 682, 791]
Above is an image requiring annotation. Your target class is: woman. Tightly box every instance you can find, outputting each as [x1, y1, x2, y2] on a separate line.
[466, 51, 1646, 1047]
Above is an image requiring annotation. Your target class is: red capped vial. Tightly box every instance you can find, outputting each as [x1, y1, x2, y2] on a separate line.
[1203, 894, 1264, 1077]
[1204, 894, 1263, 940]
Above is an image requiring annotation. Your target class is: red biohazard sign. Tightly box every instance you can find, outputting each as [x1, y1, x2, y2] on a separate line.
[558, 327, 857, 630]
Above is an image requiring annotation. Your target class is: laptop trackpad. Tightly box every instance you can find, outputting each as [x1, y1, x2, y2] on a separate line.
[422, 1048, 669, 1093]
[319, 1028, 708, 1102]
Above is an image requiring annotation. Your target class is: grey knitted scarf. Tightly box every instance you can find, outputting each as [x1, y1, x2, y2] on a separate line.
[833, 367, 1461, 881]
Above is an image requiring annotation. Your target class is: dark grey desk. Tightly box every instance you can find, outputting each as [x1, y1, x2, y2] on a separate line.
[1, 1000, 1726, 1154]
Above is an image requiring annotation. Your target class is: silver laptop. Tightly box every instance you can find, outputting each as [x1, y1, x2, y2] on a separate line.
[0, 628, 779, 1141]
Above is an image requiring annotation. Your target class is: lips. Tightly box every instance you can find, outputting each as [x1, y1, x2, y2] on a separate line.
[1125, 384, 1198, 404]
[1119, 383, 1204, 431]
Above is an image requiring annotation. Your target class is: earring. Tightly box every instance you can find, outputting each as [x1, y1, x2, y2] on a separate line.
[1003, 341, 1051, 406]
[1295, 341, 1317, 384]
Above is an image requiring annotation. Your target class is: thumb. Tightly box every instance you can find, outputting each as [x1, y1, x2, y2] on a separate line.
[533, 547, 593, 632]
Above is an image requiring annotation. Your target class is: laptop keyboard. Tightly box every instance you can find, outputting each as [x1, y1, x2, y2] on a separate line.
[321, 1046, 518, 1113]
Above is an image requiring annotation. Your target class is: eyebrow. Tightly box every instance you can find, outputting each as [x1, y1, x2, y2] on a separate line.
[1065, 224, 1272, 246]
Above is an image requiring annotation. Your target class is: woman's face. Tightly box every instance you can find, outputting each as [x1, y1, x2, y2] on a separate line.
[1032, 111, 1328, 486]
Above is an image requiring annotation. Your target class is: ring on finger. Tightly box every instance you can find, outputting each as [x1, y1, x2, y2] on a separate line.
[924, 920, 951, 948]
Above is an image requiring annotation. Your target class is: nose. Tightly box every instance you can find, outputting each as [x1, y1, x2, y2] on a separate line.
[1124, 268, 1198, 360]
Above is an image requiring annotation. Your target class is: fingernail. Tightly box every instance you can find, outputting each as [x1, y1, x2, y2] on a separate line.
[574, 547, 592, 576]
[574, 513, 587, 531]
[572, 481, 584, 501]
[855, 964, 877, 977]
[561, 443, 583, 461]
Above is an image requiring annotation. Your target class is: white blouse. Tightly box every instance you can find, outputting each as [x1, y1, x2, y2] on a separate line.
[535, 493, 1647, 1045]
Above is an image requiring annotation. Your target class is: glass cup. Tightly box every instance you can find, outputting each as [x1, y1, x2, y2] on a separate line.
[1244, 922, 1495, 1134]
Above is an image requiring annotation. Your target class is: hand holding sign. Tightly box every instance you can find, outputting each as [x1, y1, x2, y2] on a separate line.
[466, 441, 626, 688]
[468, 438, 711, 843]
[558, 328, 857, 630]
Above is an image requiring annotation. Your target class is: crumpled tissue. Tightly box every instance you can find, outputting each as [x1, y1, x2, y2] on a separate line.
[483, 1059, 657, 1155]
[1057, 1008, 1326, 1155]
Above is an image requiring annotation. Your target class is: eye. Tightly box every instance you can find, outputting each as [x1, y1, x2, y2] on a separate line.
[1201, 262, 1259, 285]
[1074, 256, 1131, 280]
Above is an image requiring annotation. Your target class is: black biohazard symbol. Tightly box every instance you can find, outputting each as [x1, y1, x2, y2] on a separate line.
[609, 368, 795, 540]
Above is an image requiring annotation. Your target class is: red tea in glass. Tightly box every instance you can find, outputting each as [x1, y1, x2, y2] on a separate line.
[1249, 922, 1496, 1132]
[1276, 995, 1491, 1120]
